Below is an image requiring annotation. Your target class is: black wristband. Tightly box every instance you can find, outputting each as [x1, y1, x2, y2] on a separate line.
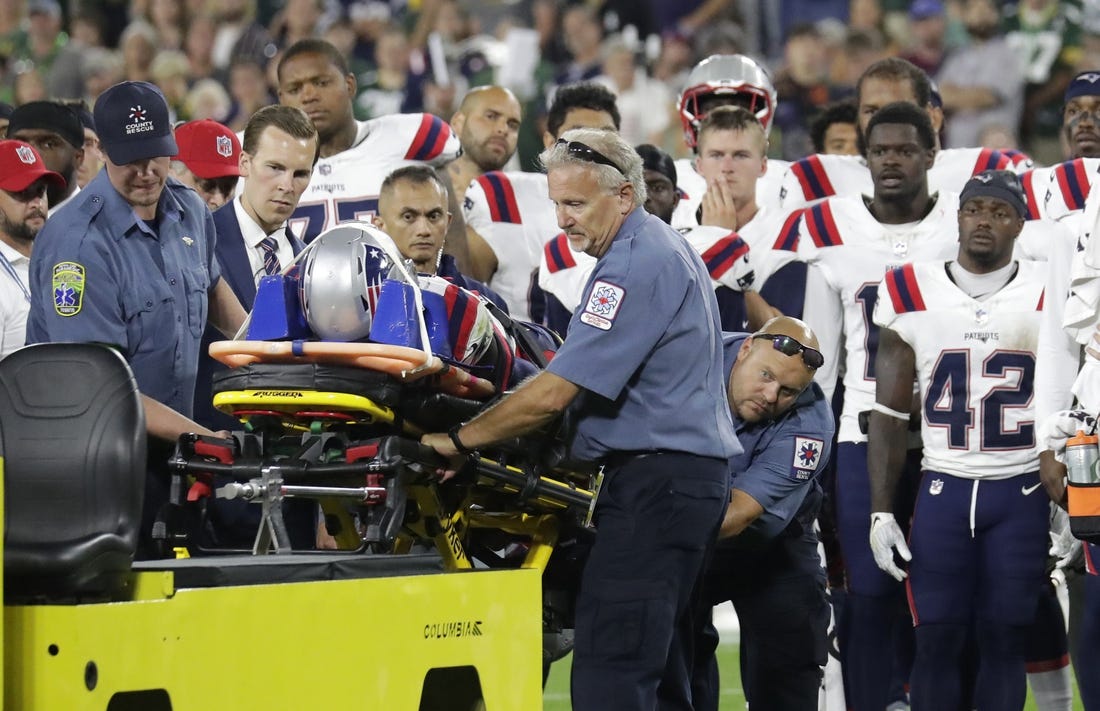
[448, 425, 472, 454]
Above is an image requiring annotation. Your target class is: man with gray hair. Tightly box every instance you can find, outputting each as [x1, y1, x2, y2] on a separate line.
[422, 127, 739, 710]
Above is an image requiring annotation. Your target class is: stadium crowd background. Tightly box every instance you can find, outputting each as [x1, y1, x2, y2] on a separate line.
[3, 0, 1096, 171]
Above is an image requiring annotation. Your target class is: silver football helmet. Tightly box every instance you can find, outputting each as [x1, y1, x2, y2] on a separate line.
[298, 223, 397, 341]
[678, 54, 777, 148]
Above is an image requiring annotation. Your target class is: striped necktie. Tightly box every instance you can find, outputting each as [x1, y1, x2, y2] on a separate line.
[260, 237, 281, 276]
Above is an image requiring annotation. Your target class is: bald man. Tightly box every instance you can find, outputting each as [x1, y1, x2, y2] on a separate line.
[446, 85, 522, 206]
[693, 316, 835, 711]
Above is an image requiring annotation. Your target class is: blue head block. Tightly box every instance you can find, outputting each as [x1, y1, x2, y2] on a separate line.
[369, 278, 451, 356]
[247, 274, 312, 340]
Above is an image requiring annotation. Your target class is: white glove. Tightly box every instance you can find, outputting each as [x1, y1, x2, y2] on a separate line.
[1050, 506, 1085, 571]
[870, 512, 911, 581]
[1039, 409, 1098, 456]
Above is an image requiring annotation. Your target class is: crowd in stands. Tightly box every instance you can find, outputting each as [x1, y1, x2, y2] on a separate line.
[0, 0, 1093, 169]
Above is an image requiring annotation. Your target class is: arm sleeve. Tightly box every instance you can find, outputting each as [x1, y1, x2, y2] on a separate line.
[26, 234, 128, 350]
[1036, 221, 1082, 425]
[733, 404, 835, 539]
[681, 226, 754, 291]
[778, 161, 810, 210]
[547, 250, 686, 401]
[801, 263, 842, 402]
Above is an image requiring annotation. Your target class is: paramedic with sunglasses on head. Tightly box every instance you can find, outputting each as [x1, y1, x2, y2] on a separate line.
[691, 316, 835, 711]
[422, 127, 739, 711]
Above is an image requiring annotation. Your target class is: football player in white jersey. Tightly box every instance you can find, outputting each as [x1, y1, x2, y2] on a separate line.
[779, 57, 1015, 210]
[672, 54, 789, 228]
[540, 141, 758, 328]
[798, 101, 960, 711]
[1021, 71, 1100, 221]
[869, 170, 1049, 711]
[463, 82, 619, 324]
[276, 39, 461, 244]
[680, 106, 804, 329]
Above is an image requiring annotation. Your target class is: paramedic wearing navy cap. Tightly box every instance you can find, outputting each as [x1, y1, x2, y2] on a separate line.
[26, 80, 247, 557]
[422, 127, 739, 711]
[692, 317, 834, 711]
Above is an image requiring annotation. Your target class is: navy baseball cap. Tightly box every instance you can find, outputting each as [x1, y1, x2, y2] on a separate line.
[960, 170, 1027, 218]
[635, 143, 677, 188]
[94, 81, 177, 165]
[1065, 70, 1100, 103]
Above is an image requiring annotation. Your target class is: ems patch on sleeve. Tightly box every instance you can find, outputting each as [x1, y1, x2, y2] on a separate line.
[580, 280, 625, 331]
[792, 436, 823, 479]
[52, 261, 85, 317]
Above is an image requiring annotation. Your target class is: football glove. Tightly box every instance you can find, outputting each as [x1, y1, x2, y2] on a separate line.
[1040, 409, 1098, 455]
[870, 512, 911, 582]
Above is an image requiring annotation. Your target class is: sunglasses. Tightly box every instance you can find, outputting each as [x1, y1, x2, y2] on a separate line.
[196, 175, 239, 198]
[752, 333, 824, 369]
[556, 139, 624, 175]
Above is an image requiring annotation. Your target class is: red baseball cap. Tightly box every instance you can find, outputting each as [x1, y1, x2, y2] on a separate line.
[172, 119, 242, 179]
[0, 139, 65, 192]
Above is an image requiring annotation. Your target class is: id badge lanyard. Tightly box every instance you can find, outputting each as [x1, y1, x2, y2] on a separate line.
[0, 250, 30, 302]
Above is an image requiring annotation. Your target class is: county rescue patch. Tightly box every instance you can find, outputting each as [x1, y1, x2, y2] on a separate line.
[792, 436, 823, 480]
[580, 279, 625, 331]
[52, 261, 85, 316]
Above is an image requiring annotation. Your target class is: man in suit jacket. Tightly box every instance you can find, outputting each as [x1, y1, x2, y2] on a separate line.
[192, 104, 320, 549]
[194, 104, 319, 432]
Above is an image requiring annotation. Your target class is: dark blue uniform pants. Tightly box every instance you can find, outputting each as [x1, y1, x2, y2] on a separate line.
[571, 452, 727, 711]
[692, 533, 829, 711]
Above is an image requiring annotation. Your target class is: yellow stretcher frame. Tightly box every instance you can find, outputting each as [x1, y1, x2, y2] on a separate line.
[0, 454, 545, 710]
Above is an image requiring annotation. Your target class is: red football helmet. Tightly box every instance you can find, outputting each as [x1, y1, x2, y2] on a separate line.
[678, 54, 777, 149]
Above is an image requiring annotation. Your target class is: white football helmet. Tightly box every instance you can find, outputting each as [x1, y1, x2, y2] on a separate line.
[678, 54, 777, 148]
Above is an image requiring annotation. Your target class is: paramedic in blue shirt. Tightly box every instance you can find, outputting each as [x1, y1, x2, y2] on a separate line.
[26, 81, 247, 555]
[423, 127, 739, 711]
[692, 316, 834, 711]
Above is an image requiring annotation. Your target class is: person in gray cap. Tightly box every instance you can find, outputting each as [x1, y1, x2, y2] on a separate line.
[7, 101, 85, 213]
[25, 80, 247, 558]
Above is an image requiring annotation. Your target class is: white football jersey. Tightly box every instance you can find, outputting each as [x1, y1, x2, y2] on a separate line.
[539, 222, 757, 313]
[779, 154, 871, 209]
[1025, 158, 1100, 222]
[778, 148, 1016, 210]
[289, 114, 460, 244]
[798, 193, 961, 441]
[929, 147, 1018, 194]
[874, 260, 1046, 479]
[463, 170, 558, 322]
[671, 157, 788, 229]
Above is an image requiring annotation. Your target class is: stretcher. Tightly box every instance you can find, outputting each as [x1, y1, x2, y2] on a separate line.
[0, 224, 594, 708]
[167, 224, 598, 568]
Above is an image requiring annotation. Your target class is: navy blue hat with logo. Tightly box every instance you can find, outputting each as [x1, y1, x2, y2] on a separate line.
[1065, 70, 1100, 103]
[960, 169, 1028, 218]
[94, 81, 177, 165]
